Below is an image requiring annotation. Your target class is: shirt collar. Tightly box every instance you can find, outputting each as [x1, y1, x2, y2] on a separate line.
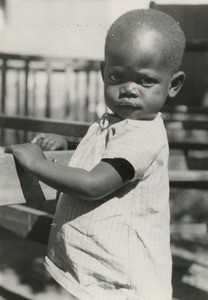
[98, 113, 122, 132]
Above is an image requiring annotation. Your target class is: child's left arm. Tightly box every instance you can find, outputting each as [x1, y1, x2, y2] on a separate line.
[5, 143, 132, 201]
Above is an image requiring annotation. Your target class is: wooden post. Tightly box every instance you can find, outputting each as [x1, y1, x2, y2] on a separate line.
[15, 70, 21, 144]
[24, 60, 29, 116]
[0, 58, 7, 145]
[46, 62, 51, 118]
[32, 70, 37, 116]
[1, 58, 7, 114]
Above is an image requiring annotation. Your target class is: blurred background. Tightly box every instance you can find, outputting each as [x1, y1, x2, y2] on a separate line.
[0, 0, 208, 127]
[0, 1, 208, 300]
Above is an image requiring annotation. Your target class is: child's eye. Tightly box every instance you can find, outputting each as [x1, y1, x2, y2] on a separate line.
[140, 78, 156, 87]
[110, 74, 123, 82]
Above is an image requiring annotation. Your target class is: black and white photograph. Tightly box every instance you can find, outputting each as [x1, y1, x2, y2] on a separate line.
[0, 0, 208, 299]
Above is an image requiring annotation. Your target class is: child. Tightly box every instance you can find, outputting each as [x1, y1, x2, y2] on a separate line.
[6, 9, 186, 300]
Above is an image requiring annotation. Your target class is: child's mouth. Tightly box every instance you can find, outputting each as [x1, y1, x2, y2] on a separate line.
[119, 98, 142, 108]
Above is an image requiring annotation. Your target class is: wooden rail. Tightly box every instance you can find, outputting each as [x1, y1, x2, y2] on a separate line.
[0, 113, 90, 138]
[1, 113, 208, 149]
[0, 149, 207, 208]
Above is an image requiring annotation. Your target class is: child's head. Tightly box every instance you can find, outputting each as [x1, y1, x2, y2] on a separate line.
[101, 9, 186, 120]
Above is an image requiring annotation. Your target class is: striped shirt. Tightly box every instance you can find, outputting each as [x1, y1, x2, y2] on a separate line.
[45, 113, 172, 300]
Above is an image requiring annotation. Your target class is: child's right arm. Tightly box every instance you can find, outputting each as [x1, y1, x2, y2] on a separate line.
[5, 143, 130, 202]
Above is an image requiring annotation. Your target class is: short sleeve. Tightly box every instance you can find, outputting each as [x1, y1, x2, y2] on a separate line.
[102, 120, 166, 179]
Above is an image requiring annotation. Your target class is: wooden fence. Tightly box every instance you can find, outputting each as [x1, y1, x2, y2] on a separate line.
[0, 52, 104, 122]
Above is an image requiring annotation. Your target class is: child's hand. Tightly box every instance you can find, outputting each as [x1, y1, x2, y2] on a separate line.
[4, 143, 46, 172]
[31, 133, 68, 151]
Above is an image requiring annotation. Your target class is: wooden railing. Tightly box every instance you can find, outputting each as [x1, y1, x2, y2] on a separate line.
[1, 36, 208, 128]
[0, 52, 106, 146]
[0, 52, 104, 121]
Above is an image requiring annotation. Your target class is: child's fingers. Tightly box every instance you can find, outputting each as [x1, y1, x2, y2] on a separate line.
[41, 138, 55, 150]
[50, 142, 62, 151]
[31, 137, 51, 150]
[31, 133, 65, 150]
[31, 133, 46, 144]
[43, 138, 64, 151]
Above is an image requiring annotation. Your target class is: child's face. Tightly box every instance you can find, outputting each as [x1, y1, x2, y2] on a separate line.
[101, 29, 178, 120]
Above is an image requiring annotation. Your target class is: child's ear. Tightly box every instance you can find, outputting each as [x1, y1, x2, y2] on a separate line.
[168, 71, 186, 98]
[100, 61, 105, 81]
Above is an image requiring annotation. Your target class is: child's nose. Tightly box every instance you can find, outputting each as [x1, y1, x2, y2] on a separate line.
[119, 83, 139, 98]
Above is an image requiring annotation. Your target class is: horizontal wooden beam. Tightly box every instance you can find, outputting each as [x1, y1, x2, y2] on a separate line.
[167, 129, 208, 150]
[1, 114, 208, 132]
[169, 152, 208, 171]
[164, 120, 208, 130]
[162, 105, 208, 114]
[0, 114, 90, 137]
[1, 115, 208, 150]
[0, 204, 53, 244]
[169, 170, 208, 189]
[0, 52, 101, 70]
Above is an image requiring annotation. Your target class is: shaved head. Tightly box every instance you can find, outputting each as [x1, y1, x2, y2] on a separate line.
[105, 9, 186, 73]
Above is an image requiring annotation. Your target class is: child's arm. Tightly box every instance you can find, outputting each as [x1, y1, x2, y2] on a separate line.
[5, 143, 131, 201]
